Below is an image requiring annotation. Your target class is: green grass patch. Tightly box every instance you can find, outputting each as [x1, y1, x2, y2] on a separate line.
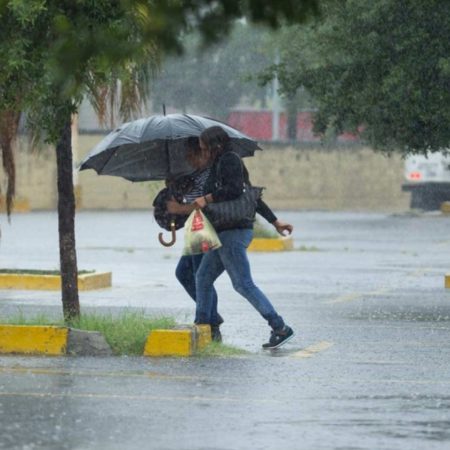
[4, 311, 176, 356]
[4, 311, 62, 326]
[195, 341, 249, 357]
[0, 269, 95, 275]
[69, 312, 176, 355]
[253, 219, 279, 239]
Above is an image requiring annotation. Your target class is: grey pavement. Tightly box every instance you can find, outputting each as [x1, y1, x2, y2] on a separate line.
[1, 209, 450, 449]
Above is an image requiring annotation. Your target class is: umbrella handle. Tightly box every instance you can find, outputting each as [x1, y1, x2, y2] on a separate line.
[158, 221, 176, 247]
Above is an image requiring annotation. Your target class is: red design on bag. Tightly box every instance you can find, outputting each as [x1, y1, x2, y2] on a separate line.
[201, 241, 210, 252]
[191, 211, 204, 231]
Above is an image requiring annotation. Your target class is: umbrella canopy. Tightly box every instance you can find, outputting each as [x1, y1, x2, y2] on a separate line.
[79, 113, 261, 181]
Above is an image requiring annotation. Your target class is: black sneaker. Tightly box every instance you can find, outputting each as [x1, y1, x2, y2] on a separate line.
[262, 326, 294, 349]
[211, 325, 222, 342]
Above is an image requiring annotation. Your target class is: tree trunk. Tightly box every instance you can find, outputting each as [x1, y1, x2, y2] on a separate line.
[55, 113, 80, 321]
[0, 110, 20, 217]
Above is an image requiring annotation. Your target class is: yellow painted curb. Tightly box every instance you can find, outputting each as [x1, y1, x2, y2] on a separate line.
[195, 324, 212, 350]
[0, 196, 30, 213]
[445, 274, 450, 289]
[0, 271, 112, 291]
[143, 325, 212, 357]
[248, 236, 294, 252]
[0, 325, 68, 355]
[441, 202, 450, 214]
[78, 272, 112, 291]
[144, 328, 193, 357]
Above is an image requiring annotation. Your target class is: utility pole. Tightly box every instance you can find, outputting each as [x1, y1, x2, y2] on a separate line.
[71, 113, 81, 209]
[271, 50, 280, 141]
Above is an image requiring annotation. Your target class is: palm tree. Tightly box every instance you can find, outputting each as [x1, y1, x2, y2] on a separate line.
[0, 2, 158, 321]
[55, 70, 156, 321]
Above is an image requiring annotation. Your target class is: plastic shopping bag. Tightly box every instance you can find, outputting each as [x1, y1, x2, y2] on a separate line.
[183, 209, 222, 256]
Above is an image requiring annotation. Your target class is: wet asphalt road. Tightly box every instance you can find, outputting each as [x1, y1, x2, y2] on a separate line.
[1, 210, 450, 449]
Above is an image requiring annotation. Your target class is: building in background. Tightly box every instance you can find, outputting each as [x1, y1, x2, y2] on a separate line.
[227, 108, 359, 143]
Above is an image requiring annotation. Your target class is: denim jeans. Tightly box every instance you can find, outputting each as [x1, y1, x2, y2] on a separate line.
[195, 228, 285, 331]
[175, 254, 223, 326]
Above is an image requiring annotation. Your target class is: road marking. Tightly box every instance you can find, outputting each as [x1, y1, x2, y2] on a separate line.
[0, 367, 201, 381]
[0, 391, 282, 404]
[325, 287, 389, 305]
[408, 267, 433, 277]
[291, 341, 334, 358]
[324, 267, 436, 306]
[325, 292, 362, 304]
[1, 371, 449, 389]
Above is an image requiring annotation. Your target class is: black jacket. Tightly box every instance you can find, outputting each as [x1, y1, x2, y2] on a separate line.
[204, 151, 277, 231]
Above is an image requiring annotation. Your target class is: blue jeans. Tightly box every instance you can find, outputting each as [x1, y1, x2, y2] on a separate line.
[195, 228, 285, 331]
[175, 254, 223, 326]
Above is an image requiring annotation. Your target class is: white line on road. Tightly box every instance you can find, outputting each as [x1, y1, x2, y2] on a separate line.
[407, 267, 433, 277]
[325, 287, 389, 305]
[325, 266, 436, 305]
[291, 341, 334, 358]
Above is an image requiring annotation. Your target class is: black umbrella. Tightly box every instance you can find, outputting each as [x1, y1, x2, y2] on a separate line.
[79, 113, 261, 181]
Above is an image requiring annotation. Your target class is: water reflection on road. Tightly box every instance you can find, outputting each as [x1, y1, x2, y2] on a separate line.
[1, 210, 450, 449]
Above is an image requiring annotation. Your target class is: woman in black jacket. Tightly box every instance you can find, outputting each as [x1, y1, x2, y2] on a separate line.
[167, 133, 293, 346]
[193, 126, 294, 349]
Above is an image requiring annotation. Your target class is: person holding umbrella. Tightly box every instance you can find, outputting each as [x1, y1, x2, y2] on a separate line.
[192, 126, 294, 349]
[167, 134, 293, 345]
[166, 137, 224, 341]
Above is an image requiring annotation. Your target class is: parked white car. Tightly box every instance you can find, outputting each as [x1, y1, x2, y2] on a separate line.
[402, 151, 450, 209]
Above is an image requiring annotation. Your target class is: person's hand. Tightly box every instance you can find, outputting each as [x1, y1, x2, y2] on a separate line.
[166, 199, 182, 214]
[273, 220, 293, 236]
[194, 196, 207, 209]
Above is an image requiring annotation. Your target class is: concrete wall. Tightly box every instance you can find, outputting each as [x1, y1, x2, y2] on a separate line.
[13, 140, 58, 210]
[244, 146, 410, 211]
[3, 134, 410, 212]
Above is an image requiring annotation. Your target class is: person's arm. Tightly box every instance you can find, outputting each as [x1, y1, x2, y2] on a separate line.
[272, 219, 294, 236]
[194, 193, 212, 209]
[166, 199, 196, 215]
[257, 199, 293, 236]
[257, 199, 277, 224]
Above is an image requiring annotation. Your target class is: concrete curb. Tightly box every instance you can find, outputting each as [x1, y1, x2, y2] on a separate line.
[0, 271, 112, 291]
[248, 236, 294, 252]
[441, 202, 450, 214]
[144, 325, 212, 357]
[445, 274, 450, 289]
[67, 329, 113, 356]
[0, 196, 30, 213]
[0, 325, 112, 356]
[0, 324, 212, 357]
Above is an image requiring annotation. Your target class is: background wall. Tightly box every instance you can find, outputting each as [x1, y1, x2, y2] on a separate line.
[4, 134, 410, 212]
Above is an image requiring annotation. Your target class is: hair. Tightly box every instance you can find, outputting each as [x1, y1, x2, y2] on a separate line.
[186, 136, 200, 159]
[199, 126, 232, 158]
[185, 136, 202, 167]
